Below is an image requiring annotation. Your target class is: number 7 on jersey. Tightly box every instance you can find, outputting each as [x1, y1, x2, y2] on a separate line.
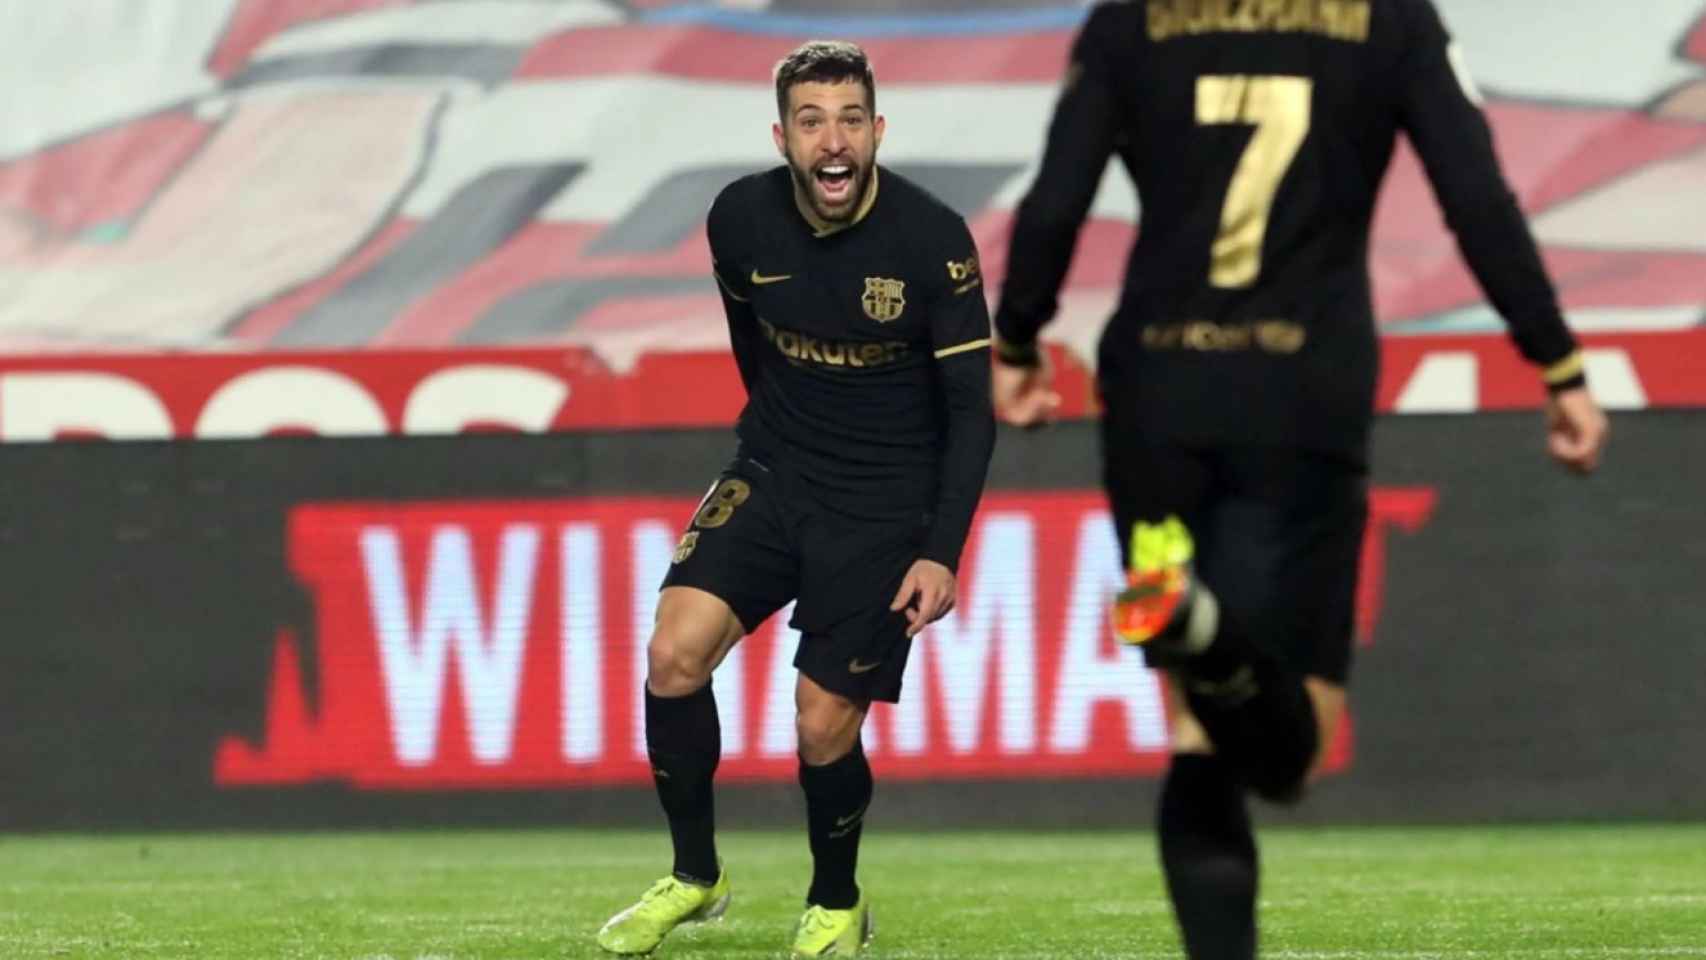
[1196, 75, 1313, 289]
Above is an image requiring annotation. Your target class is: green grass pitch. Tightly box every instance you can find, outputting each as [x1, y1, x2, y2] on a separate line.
[4, 825, 1703, 958]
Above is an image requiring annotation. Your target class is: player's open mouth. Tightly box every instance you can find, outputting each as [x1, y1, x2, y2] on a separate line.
[815, 164, 855, 203]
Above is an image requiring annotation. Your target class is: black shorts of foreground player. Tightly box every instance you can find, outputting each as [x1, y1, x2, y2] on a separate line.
[596, 39, 994, 960]
[992, 1, 1608, 958]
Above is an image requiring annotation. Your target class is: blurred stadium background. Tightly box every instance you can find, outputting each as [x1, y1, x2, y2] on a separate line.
[1, 0, 1704, 956]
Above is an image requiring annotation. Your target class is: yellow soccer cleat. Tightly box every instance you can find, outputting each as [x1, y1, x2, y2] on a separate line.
[596, 867, 731, 955]
[1112, 516, 1196, 646]
[790, 891, 874, 957]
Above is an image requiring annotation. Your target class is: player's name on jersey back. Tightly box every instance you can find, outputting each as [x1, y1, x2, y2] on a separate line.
[1147, 0, 1372, 44]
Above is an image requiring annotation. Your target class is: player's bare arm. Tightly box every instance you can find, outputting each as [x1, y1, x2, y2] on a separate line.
[1397, 2, 1610, 478]
[990, 12, 1116, 432]
[911, 210, 995, 635]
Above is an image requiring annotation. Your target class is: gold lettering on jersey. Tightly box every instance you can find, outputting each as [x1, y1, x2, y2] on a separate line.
[1141, 324, 1182, 350]
[946, 257, 980, 283]
[1184, 320, 1253, 352]
[861, 277, 907, 323]
[1143, 319, 1307, 354]
[1148, 0, 1370, 43]
[672, 531, 700, 564]
[760, 317, 911, 369]
[947, 257, 982, 295]
[1255, 320, 1306, 354]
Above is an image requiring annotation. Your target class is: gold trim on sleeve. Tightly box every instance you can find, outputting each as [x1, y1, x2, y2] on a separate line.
[1542, 351, 1585, 385]
[934, 338, 992, 360]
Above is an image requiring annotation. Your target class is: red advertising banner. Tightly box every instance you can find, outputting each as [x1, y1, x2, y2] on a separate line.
[215, 489, 1437, 790]
[0, 329, 1698, 442]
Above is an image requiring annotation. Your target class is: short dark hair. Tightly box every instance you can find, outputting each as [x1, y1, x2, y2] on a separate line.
[773, 41, 875, 120]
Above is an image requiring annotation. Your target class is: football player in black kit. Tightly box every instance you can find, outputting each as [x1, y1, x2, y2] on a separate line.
[993, 2, 1608, 958]
[598, 40, 994, 959]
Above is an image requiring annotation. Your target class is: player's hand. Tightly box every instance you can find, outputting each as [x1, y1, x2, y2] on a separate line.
[890, 559, 956, 638]
[1545, 386, 1607, 474]
[992, 347, 1061, 428]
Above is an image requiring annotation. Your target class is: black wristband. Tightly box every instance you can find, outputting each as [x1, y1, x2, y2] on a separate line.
[994, 337, 1041, 368]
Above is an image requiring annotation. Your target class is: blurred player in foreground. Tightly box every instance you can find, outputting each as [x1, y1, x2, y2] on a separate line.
[994, 1, 1607, 956]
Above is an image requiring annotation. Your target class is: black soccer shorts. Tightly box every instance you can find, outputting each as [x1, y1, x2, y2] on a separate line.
[660, 453, 925, 703]
[1099, 423, 1368, 686]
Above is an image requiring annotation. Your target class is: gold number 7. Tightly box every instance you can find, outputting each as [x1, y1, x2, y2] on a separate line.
[1196, 75, 1313, 289]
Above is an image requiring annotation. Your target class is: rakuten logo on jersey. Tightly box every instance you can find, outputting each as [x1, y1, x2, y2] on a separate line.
[214, 490, 1435, 789]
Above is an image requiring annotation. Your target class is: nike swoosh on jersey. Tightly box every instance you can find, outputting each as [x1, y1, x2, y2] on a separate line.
[751, 270, 794, 285]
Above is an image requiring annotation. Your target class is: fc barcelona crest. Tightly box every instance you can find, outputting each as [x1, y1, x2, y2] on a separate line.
[861, 277, 906, 323]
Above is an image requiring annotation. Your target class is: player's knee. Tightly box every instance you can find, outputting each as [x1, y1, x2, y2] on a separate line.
[795, 701, 861, 765]
[1246, 678, 1344, 804]
[646, 591, 740, 695]
[646, 632, 716, 696]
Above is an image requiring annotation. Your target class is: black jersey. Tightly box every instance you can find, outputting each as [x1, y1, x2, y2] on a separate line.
[997, 0, 1581, 461]
[705, 165, 995, 571]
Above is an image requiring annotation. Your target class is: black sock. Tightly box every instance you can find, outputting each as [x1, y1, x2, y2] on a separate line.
[646, 684, 721, 884]
[799, 741, 873, 909]
[1182, 610, 1318, 803]
[1159, 754, 1258, 960]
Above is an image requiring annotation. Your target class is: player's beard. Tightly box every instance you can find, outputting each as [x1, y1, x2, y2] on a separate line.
[787, 151, 873, 225]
